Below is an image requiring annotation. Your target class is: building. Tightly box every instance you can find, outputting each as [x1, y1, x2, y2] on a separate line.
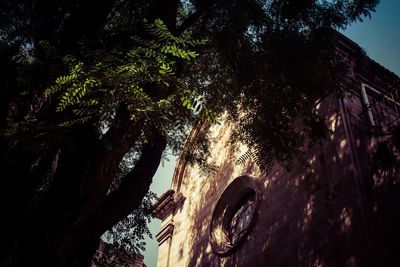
[91, 240, 146, 267]
[154, 32, 400, 267]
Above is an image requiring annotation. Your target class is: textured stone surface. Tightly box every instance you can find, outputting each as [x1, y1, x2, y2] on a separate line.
[155, 32, 400, 267]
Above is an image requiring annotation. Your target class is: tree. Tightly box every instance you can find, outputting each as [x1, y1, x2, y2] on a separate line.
[0, 0, 379, 266]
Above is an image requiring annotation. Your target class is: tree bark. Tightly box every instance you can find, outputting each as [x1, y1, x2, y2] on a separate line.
[96, 130, 167, 235]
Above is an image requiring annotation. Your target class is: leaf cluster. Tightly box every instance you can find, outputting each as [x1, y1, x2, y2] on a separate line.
[103, 192, 157, 253]
[45, 19, 214, 140]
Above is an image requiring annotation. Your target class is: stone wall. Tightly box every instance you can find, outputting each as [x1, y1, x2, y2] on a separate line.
[154, 32, 400, 267]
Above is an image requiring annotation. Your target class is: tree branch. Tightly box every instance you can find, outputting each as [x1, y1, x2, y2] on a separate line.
[91, 106, 143, 185]
[95, 130, 167, 235]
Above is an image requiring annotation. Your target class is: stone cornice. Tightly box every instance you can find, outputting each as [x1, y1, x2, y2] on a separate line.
[153, 189, 186, 221]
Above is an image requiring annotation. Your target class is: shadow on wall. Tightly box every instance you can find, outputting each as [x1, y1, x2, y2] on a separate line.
[172, 95, 400, 267]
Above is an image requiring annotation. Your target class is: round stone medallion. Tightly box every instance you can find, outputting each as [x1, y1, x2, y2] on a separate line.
[209, 176, 260, 256]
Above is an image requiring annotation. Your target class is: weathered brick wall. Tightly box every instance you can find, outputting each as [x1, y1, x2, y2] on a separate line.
[91, 240, 146, 267]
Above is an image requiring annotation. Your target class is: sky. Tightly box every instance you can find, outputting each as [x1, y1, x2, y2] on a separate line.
[143, 1, 400, 266]
[341, 0, 400, 76]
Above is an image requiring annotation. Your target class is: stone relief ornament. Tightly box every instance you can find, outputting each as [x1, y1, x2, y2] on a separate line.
[209, 176, 260, 256]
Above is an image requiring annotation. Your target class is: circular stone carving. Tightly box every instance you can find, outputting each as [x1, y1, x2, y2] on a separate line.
[209, 175, 260, 256]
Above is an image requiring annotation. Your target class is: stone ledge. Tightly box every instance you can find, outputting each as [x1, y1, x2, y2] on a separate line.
[156, 223, 175, 246]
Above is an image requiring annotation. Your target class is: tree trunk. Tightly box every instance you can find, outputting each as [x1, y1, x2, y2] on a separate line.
[0, 122, 167, 266]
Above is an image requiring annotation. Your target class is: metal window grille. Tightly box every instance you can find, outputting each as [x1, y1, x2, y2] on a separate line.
[359, 83, 400, 129]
